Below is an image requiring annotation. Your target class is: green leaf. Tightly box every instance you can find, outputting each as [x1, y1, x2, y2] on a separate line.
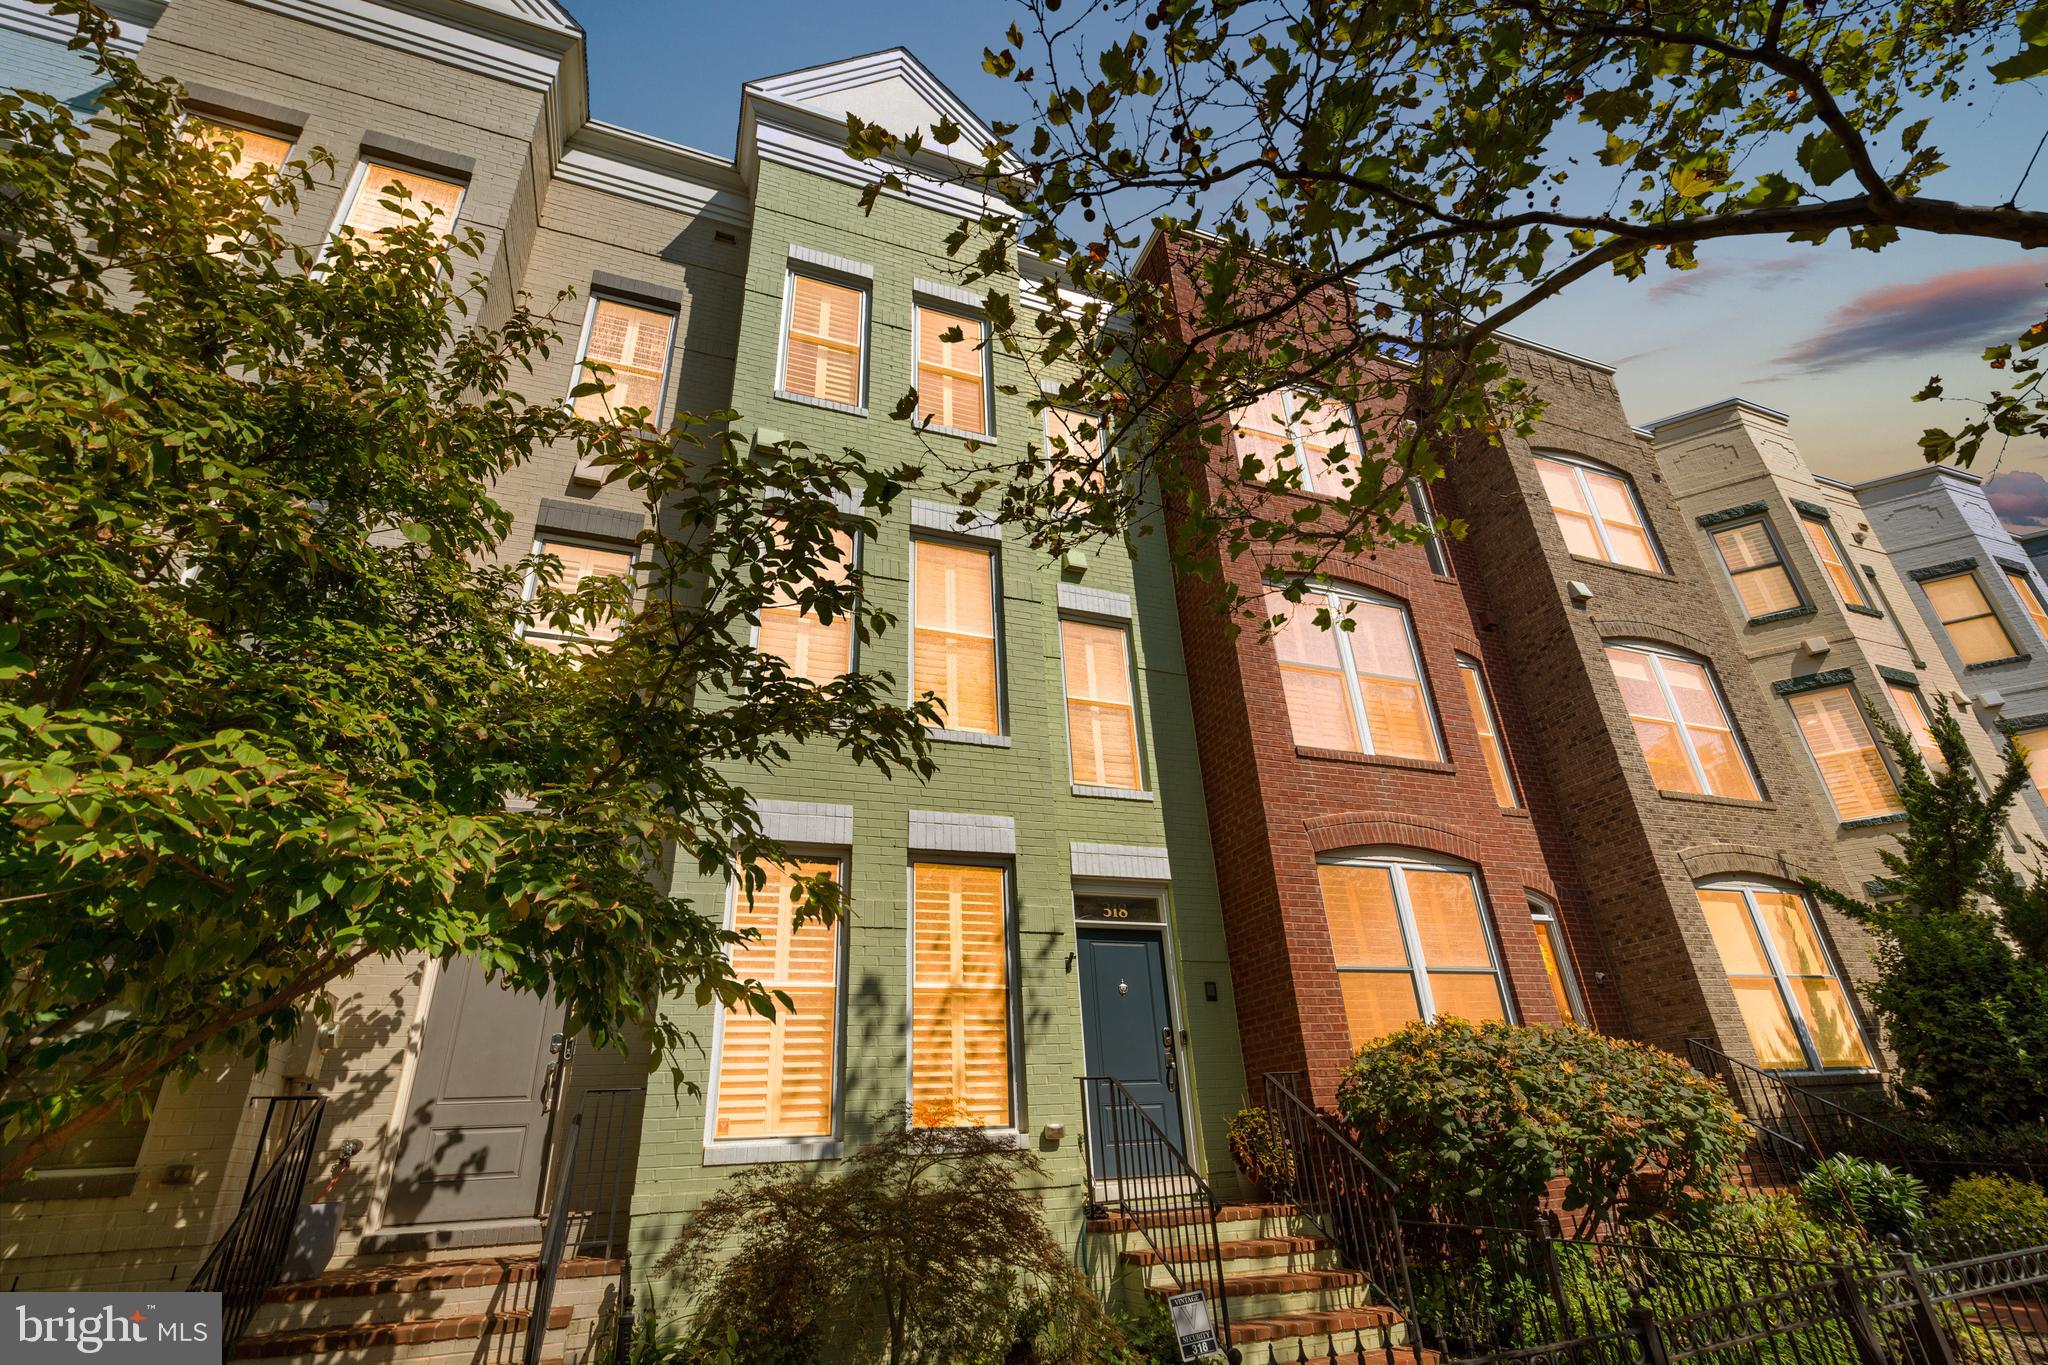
[1797, 131, 1852, 187]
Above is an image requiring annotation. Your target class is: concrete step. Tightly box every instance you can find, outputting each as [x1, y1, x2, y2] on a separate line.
[1123, 1234, 1343, 1286]
[1088, 1200, 1299, 1237]
[1229, 1322, 1431, 1365]
[1148, 1266, 1375, 1323]
[229, 1304, 571, 1360]
[249, 1256, 616, 1334]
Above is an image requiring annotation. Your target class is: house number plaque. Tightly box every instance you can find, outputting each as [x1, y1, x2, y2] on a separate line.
[1074, 895, 1163, 924]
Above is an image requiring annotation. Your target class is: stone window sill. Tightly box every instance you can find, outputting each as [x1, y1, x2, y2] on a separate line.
[703, 1138, 843, 1167]
[1966, 654, 2033, 672]
[1295, 746, 1454, 774]
[774, 388, 867, 419]
[1655, 789, 1775, 811]
[929, 728, 1013, 748]
[1073, 784, 1154, 801]
[1566, 553, 1676, 583]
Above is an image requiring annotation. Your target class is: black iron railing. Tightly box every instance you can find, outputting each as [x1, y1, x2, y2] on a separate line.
[189, 1092, 326, 1348]
[524, 1086, 643, 1365]
[1079, 1074, 1235, 1361]
[1260, 1069, 1423, 1361]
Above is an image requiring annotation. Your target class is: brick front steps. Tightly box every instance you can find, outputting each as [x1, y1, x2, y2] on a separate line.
[231, 1254, 619, 1364]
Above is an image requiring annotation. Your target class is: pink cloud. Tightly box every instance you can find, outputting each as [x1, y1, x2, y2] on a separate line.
[1776, 261, 2047, 373]
[1990, 469, 2048, 532]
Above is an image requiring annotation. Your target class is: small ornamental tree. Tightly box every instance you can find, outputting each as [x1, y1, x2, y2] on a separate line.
[1806, 696, 2048, 1129]
[1336, 1019, 1746, 1233]
[0, 6, 933, 1181]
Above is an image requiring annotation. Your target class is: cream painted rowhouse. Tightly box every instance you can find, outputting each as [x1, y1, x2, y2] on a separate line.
[0, 0, 1262, 1358]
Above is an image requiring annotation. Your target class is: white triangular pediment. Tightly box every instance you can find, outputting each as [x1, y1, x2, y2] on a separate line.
[747, 48, 995, 153]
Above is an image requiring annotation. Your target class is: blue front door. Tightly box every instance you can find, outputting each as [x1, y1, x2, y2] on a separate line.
[1078, 926, 1185, 1173]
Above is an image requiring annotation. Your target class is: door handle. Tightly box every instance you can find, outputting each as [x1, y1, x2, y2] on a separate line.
[1161, 1026, 1179, 1095]
[541, 1033, 572, 1114]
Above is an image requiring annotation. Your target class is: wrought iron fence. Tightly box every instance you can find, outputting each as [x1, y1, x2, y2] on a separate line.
[524, 1086, 643, 1365]
[1079, 1074, 1236, 1360]
[188, 1092, 326, 1348]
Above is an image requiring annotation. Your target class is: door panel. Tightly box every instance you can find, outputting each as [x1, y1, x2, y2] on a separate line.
[1077, 928, 1185, 1176]
[386, 955, 565, 1225]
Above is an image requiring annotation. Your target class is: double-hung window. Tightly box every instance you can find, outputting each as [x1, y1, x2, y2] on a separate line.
[709, 859, 843, 1142]
[782, 273, 866, 408]
[1456, 655, 1519, 807]
[1408, 476, 1452, 576]
[1060, 619, 1142, 791]
[1709, 520, 1804, 619]
[1886, 682, 1946, 774]
[1923, 571, 2018, 666]
[915, 305, 989, 435]
[1318, 853, 1511, 1045]
[1046, 406, 1109, 505]
[522, 538, 633, 652]
[2013, 725, 2048, 792]
[334, 160, 465, 245]
[757, 527, 857, 684]
[910, 862, 1013, 1129]
[1229, 389, 1362, 496]
[1529, 897, 1589, 1025]
[1787, 686, 1901, 823]
[1799, 515, 1871, 611]
[1605, 643, 1760, 799]
[911, 540, 1001, 735]
[2007, 568, 2048, 644]
[1265, 584, 1441, 761]
[1533, 453, 1661, 572]
[186, 116, 294, 180]
[1698, 882, 1872, 1072]
[570, 297, 676, 428]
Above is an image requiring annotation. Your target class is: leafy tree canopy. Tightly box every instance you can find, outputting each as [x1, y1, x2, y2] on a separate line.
[0, 5, 931, 1183]
[846, 0, 2047, 606]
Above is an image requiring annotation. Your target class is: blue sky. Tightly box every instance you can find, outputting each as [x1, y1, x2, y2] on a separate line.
[571, 2, 2048, 519]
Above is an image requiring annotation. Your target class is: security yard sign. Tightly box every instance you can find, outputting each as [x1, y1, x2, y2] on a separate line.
[1168, 1287, 1220, 1361]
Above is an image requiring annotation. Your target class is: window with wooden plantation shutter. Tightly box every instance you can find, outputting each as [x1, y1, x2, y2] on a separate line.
[2007, 569, 2048, 645]
[913, 540, 1000, 734]
[916, 306, 987, 434]
[187, 118, 294, 179]
[712, 860, 841, 1141]
[784, 274, 864, 406]
[910, 863, 1011, 1128]
[1710, 521, 1803, 618]
[1799, 516, 1871, 610]
[1788, 686, 1900, 823]
[1886, 683, 1946, 774]
[573, 299, 674, 425]
[2014, 726, 2048, 792]
[758, 527, 856, 683]
[524, 540, 633, 652]
[339, 162, 464, 244]
[1924, 572, 2016, 665]
[1046, 406, 1107, 505]
[1062, 619, 1141, 789]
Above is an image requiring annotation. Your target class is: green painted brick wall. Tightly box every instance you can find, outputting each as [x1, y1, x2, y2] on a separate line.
[627, 159, 1246, 1272]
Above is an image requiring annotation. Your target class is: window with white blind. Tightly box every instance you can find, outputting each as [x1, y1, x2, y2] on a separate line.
[570, 298, 675, 428]
[709, 859, 843, 1143]
[915, 305, 989, 435]
[1264, 583, 1441, 761]
[910, 862, 1013, 1129]
[1798, 515, 1871, 611]
[1318, 853, 1511, 1047]
[2007, 568, 2048, 645]
[1787, 686, 1901, 823]
[1709, 520, 1804, 619]
[781, 273, 866, 408]
[1061, 618, 1142, 791]
[757, 527, 857, 684]
[521, 539, 633, 652]
[1886, 682, 1946, 774]
[186, 117, 294, 180]
[912, 540, 1001, 735]
[334, 161, 464, 246]
[1228, 389, 1361, 496]
[1698, 882, 1872, 1072]
[1456, 655, 1519, 808]
[1533, 453, 1662, 572]
[1605, 643, 1760, 799]
[1922, 571, 2017, 666]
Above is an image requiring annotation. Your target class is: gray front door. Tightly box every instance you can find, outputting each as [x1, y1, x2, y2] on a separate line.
[386, 955, 566, 1225]
[1077, 926, 1186, 1174]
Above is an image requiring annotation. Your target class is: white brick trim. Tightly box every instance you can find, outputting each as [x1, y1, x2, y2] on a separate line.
[1070, 843, 1172, 881]
[909, 811, 1016, 856]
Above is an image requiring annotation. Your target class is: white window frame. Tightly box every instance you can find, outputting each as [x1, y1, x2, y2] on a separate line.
[563, 293, 680, 432]
[1319, 848, 1517, 1029]
[908, 536, 1006, 739]
[179, 109, 299, 176]
[702, 853, 850, 1164]
[746, 524, 862, 680]
[1235, 388, 1368, 496]
[1534, 450, 1666, 573]
[1607, 640, 1762, 798]
[1272, 580, 1446, 761]
[1798, 514, 1873, 611]
[1699, 878, 1876, 1076]
[1057, 614, 1149, 796]
[903, 858, 1025, 1139]
[1528, 895, 1589, 1025]
[776, 269, 870, 415]
[1785, 684, 1903, 824]
[910, 300, 993, 440]
[1406, 476, 1452, 576]
[1455, 652, 1520, 808]
[1708, 516, 1809, 619]
[2005, 565, 2048, 646]
[516, 533, 638, 651]
[319, 158, 467, 260]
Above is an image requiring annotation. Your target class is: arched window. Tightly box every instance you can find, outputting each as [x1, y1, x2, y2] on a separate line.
[1532, 451, 1662, 572]
[1317, 849, 1512, 1047]
[1604, 641, 1761, 800]
[1528, 894, 1588, 1025]
[1696, 879, 1873, 1072]
[1265, 582, 1443, 761]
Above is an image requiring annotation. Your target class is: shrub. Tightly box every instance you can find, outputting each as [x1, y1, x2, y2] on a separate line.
[1225, 1105, 1294, 1195]
[1928, 1173, 2048, 1236]
[1336, 1020, 1746, 1232]
[655, 1110, 1116, 1365]
[1798, 1154, 1927, 1239]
